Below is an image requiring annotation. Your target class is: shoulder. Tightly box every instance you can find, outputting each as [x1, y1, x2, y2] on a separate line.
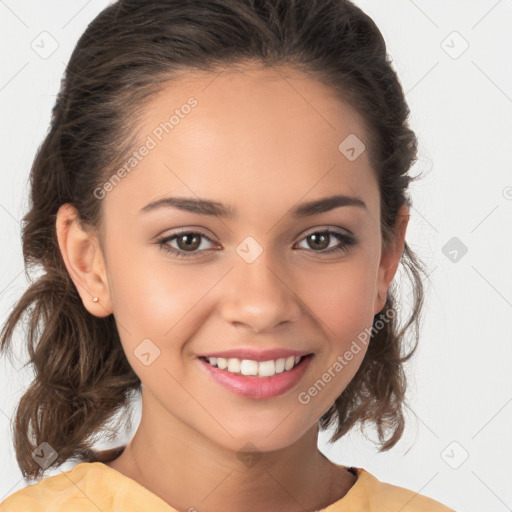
[0, 461, 142, 512]
[0, 460, 175, 512]
[323, 467, 456, 512]
[0, 462, 103, 511]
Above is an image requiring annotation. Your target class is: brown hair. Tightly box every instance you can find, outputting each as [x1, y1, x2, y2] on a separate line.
[1, 0, 427, 481]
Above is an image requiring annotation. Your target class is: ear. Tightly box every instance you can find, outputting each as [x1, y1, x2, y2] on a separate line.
[55, 203, 113, 317]
[374, 203, 410, 315]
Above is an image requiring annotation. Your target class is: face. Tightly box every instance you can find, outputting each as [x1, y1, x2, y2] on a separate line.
[59, 64, 407, 454]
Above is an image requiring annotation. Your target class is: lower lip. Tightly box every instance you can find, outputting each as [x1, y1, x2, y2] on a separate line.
[198, 355, 314, 399]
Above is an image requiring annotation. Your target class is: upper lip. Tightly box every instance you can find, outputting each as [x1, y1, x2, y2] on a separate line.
[198, 348, 313, 362]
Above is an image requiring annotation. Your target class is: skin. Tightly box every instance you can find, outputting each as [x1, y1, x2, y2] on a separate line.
[56, 64, 409, 512]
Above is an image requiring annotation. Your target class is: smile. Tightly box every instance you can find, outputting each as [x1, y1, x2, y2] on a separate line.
[200, 355, 303, 377]
[197, 354, 314, 399]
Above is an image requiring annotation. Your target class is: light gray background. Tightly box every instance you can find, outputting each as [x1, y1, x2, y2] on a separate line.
[1, 1, 511, 511]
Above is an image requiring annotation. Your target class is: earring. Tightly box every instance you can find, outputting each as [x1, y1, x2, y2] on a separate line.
[92, 297, 99, 303]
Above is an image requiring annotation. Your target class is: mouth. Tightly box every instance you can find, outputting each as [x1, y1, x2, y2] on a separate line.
[197, 353, 314, 399]
[198, 354, 310, 377]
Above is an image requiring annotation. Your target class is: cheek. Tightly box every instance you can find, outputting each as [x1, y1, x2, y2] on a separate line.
[297, 255, 378, 336]
[294, 260, 377, 397]
[107, 243, 202, 328]
[107, 254, 220, 369]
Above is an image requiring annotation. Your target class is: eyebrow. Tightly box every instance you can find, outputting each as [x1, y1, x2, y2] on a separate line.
[139, 193, 367, 218]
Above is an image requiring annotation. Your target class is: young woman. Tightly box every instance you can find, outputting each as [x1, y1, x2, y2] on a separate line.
[0, 0, 455, 510]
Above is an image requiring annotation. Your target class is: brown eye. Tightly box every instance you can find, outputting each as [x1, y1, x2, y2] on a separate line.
[295, 229, 357, 255]
[157, 231, 216, 258]
[175, 233, 202, 251]
[306, 232, 330, 251]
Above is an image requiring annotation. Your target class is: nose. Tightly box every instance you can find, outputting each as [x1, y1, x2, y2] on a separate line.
[220, 255, 302, 333]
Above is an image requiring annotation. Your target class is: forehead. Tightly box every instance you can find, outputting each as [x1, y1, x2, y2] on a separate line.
[102, 64, 379, 224]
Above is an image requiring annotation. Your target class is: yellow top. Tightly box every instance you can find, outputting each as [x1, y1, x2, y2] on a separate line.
[1, 461, 455, 511]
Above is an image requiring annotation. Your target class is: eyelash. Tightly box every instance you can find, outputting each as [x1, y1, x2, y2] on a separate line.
[156, 228, 357, 259]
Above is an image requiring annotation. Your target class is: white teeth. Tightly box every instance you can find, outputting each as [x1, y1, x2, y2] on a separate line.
[255, 360, 275, 377]
[284, 356, 295, 370]
[240, 359, 259, 376]
[227, 358, 241, 373]
[275, 358, 285, 373]
[204, 355, 305, 377]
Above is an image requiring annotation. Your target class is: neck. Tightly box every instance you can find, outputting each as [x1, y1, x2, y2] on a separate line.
[107, 390, 356, 512]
